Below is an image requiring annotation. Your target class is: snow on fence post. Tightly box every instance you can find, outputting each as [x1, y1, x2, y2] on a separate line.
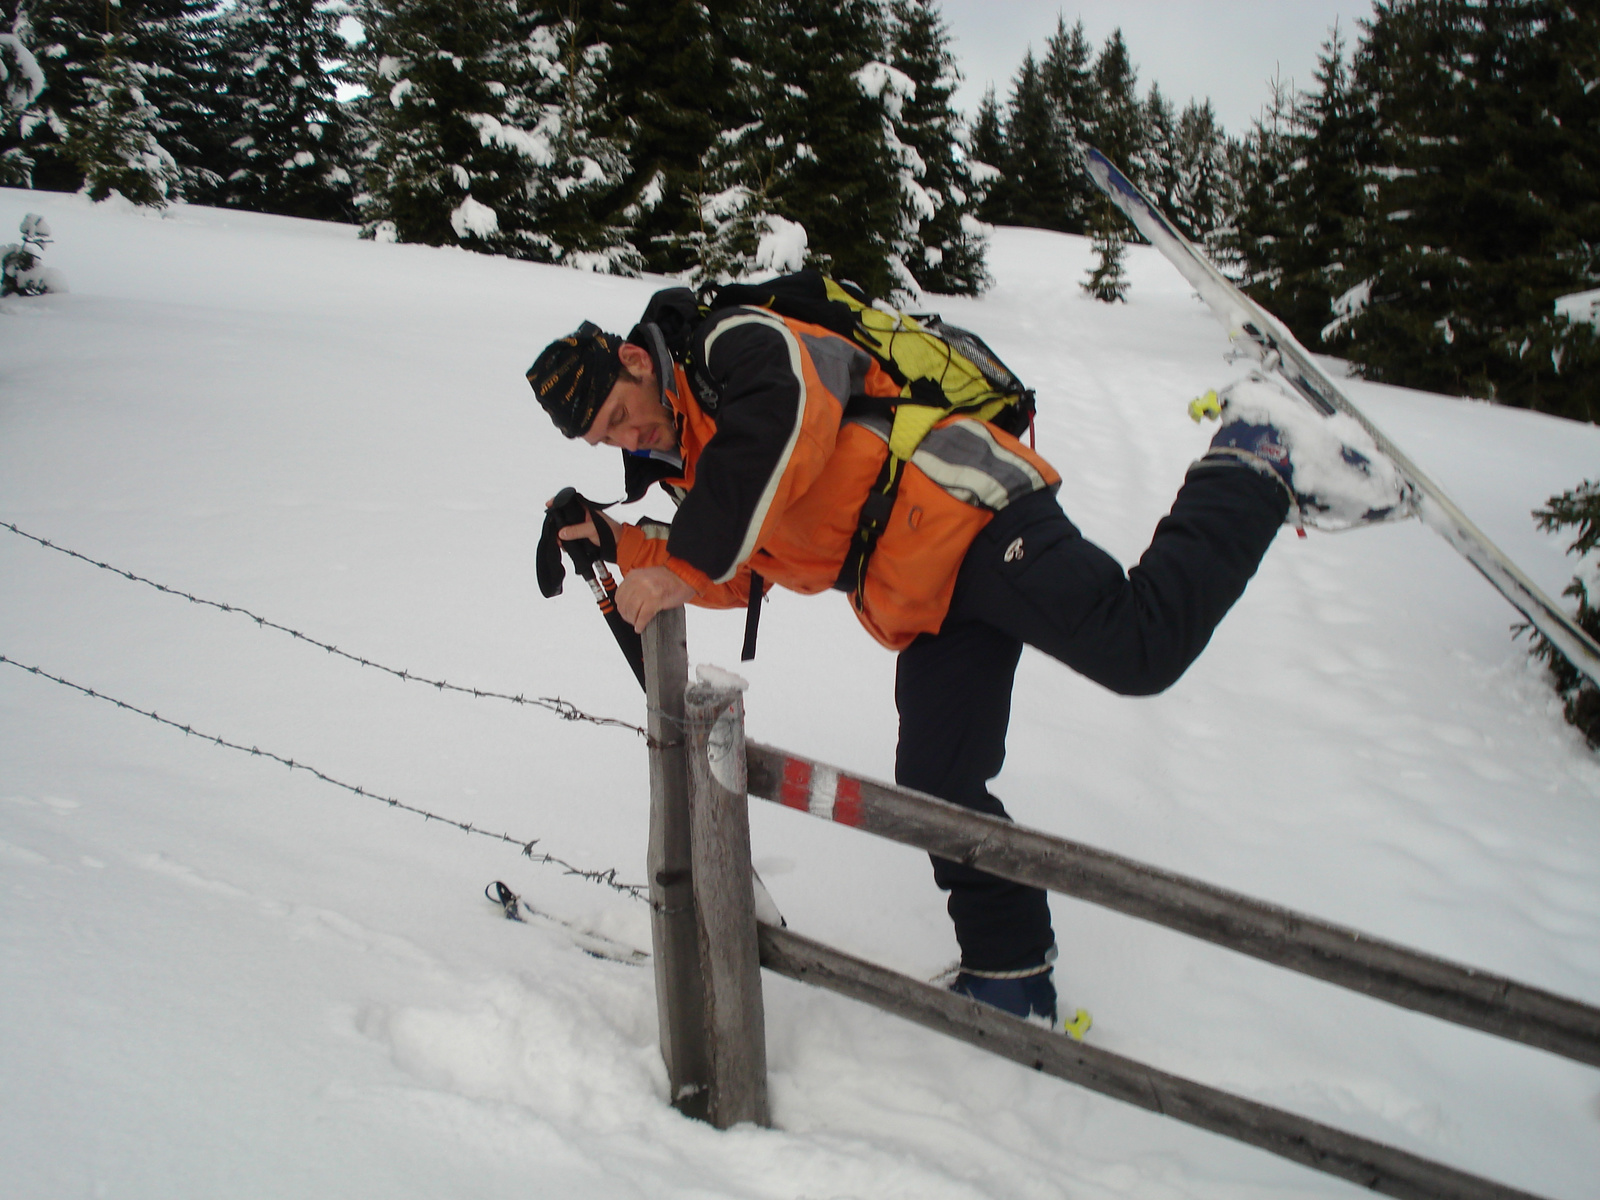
[643, 608, 711, 1122]
[684, 670, 771, 1129]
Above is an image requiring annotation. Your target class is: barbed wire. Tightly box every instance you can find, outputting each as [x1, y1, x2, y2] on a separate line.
[2, 520, 661, 745]
[0, 653, 650, 903]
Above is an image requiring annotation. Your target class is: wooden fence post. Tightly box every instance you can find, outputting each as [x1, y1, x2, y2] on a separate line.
[643, 608, 711, 1121]
[684, 672, 771, 1128]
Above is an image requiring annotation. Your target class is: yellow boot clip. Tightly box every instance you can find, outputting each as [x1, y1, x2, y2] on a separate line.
[1062, 1007, 1093, 1041]
[1188, 389, 1221, 423]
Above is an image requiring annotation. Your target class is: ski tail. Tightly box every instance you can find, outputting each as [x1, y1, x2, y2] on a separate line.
[1084, 146, 1600, 688]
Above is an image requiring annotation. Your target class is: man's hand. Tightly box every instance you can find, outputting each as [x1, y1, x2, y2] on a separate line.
[616, 565, 697, 632]
[551, 506, 620, 548]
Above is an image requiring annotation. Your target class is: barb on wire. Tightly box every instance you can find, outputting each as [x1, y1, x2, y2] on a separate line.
[3, 520, 663, 746]
[0, 653, 649, 903]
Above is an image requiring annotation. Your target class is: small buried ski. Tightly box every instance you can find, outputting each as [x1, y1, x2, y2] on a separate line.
[486, 880, 650, 966]
[1084, 146, 1600, 687]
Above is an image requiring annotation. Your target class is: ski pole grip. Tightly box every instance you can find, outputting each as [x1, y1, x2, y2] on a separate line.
[550, 487, 599, 576]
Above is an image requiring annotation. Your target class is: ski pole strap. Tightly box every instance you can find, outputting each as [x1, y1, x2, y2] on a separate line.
[741, 571, 764, 662]
[487, 880, 524, 921]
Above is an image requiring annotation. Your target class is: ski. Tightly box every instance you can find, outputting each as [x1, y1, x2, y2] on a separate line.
[486, 881, 651, 967]
[1084, 146, 1600, 687]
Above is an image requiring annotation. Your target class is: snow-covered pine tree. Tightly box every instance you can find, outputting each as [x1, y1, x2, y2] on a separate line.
[1170, 99, 1230, 246]
[0, 2, 45, 184]
[522, 6, 636, 272]
[1337, 0, 1600, 422]
[1527, 480, 1600, 745]
[1132, 81, 1176, 224]
[883, 0, 986, 297]
[3, 0, 214, 200]
[63, 26, 182, 204]
[855, 55, 926, 298]
[589, 0, 745, 277]
[1215, 72, 1298, 290]
[1039, 16, 1095, 233]
[998, 50, 1072, 232]
[965, 84, 1007, 224]
[1281, 27, 1372, 345]
[356, 0, 628, 265]
[214, 0, 357, 221]
[1, 210, 64, 294]
[1081, 29, 1141, 299]
[130, 0, 225, 202]
[680, 4, 805, 285]
[701, 0, 901, 297]
[1082, 199, 1127, 302]
[3, 0, 116, 191]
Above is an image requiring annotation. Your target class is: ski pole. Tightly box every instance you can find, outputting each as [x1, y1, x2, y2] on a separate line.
[548, 487, 647, 691]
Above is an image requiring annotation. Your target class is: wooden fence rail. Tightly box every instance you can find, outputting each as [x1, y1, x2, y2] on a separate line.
[757, 923, 1544, 1200]
[744, 741, 1600, 1070]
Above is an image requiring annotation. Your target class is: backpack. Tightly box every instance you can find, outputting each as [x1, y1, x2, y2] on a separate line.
[635, 269, 1037, 599]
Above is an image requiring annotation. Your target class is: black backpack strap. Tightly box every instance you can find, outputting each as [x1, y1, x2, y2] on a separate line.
[633, 287, 705, 361]
[741, 571, 764, 662]
[833, 455, 904, 596]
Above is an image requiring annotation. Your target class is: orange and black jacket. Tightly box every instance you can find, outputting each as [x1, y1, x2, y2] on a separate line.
[611, 304, 1059, 650]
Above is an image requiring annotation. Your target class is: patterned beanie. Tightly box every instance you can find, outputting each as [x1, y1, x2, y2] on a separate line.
[527, 321, 624, 439]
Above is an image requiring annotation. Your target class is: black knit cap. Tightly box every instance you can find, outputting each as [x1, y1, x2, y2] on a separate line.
[527, 321, 624, 439]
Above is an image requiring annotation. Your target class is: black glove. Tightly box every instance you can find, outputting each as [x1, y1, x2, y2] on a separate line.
[536, 488, 618, 598]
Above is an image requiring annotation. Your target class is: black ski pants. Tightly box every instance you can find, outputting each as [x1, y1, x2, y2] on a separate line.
[895, 466, 1288, 972]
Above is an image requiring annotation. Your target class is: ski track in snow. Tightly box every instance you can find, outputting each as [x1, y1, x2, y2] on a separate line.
[3, 190, 1600, 1200]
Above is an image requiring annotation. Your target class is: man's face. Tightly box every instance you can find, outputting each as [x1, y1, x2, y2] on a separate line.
[583, 343, 678, 453]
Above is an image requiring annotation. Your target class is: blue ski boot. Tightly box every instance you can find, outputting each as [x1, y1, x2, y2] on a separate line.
[950, 951, 1093, 1038]
[952, 966, 1057, 1021]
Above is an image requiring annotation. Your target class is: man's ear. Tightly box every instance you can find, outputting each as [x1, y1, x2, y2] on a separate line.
[618, 341, 654, 381]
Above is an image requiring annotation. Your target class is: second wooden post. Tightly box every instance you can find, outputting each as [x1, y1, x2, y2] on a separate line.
[684, 672, 771, 1128]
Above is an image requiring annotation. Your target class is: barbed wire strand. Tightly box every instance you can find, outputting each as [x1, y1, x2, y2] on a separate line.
[2, 520, 659, 745]
[0, 653, 649, 904]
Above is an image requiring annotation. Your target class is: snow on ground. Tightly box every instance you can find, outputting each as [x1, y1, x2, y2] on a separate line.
[2, 191, 1598, 1200]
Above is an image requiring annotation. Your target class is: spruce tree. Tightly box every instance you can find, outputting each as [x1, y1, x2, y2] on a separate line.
[1170, 99, 1229, 246]
[1082, 198, 1127, 302]
[1081, 31, 1141, 298]
[1244, 24, 1374, 341]
[885, 0, 986, 296]
[3, 0, 121, 192]
[1528, 480, 1600, 745]
[705, 0, 901, 296]
[527, 7, 637, 271]
[1039, 16, 1095, 232]
[1089, 30, 1142, 167]
[214, 0, 357, 221]
[132, 0, 224, 202]
[1000, 50, 1071, 232]
[356, 0, 631, 266]
[1, 2, 45, 184]
[965, 84, 1007, 225]
[590, 0, 745, 277]
[1, 0, 214, 199]
[1133, 82, 1177, 222]
[1217, 74, 1298, 289]
[63, 28, 182, 204]
[1336, 0, 1600, 421]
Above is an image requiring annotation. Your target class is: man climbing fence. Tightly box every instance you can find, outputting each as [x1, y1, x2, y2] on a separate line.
[526, 269, 1404, 1028]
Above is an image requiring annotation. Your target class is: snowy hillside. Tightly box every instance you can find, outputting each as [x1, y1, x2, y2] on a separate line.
[2, 191, 1597, 1200]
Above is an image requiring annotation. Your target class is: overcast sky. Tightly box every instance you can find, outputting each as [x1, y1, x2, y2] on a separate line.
[935, 1, 1377, 135]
